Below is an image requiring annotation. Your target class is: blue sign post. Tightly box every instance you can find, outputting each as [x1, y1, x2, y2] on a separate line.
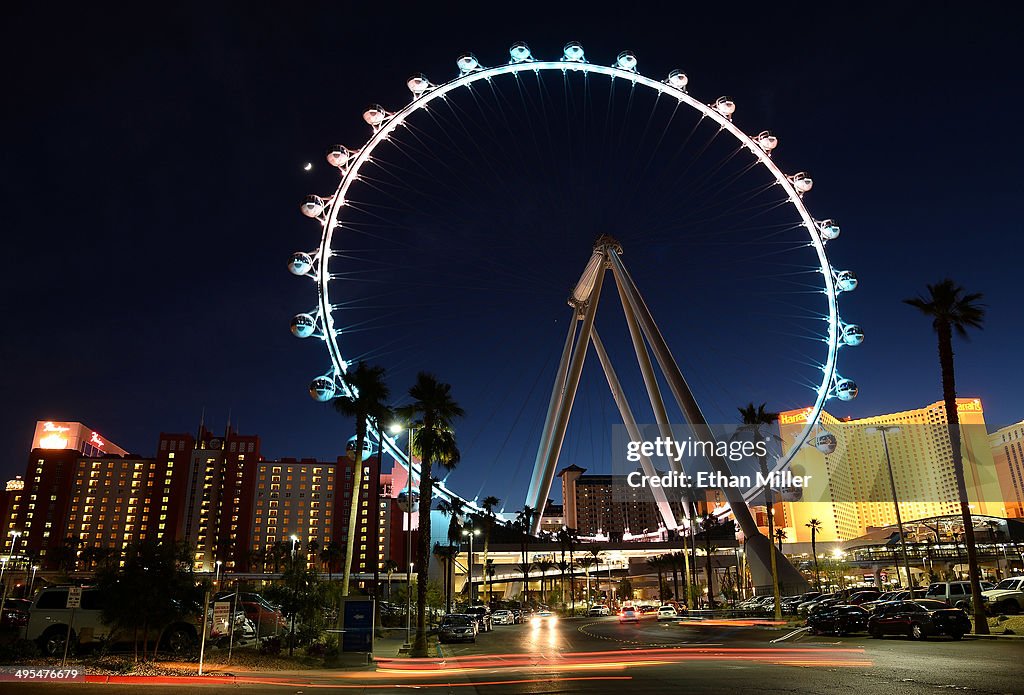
[340, 598, 374, 653]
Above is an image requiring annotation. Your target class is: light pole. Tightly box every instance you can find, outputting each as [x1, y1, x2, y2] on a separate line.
[215, 560, 222, 587]
[28, 565, 37, 595]
[0, 557, 8, 618]
[289, 535, 299, 656]
[462, 528, 481, 604]
[866, 425, 914, 589]
[390, 422, 415, 647]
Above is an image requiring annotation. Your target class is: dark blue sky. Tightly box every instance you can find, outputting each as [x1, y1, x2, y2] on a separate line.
[3, 3, 1021, 508]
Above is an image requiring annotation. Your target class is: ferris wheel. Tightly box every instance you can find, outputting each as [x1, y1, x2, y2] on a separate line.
[287, 42, 863, 518]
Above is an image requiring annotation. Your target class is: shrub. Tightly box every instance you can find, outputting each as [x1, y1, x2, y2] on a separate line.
[258, 635, 282, 656]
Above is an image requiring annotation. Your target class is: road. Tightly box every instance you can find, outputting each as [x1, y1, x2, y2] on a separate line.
[4, 615, 1021, 694]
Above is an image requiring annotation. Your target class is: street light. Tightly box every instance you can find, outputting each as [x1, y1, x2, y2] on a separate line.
[865, 425, 914, 589]
[462, 528, 481, 604]
[215, 560, 222, 586]
[28, 565, 38, 596]
[290, 535, 299, 560]
[8, 531, 22, 560]
[390, 421, 415, 647]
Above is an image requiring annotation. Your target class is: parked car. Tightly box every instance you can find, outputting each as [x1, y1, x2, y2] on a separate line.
[657, 605, 679, 621]
[781, 592, 820, 614]
[981, 577, 1024, 615]
[438, 614, 477, 643]
[26, 586, 203, 656]
[492, 609, 515, 625]
[798, 593, 837, 616]
[1, 598, 32, 629]
[806, 605, 870, 636]
[239, 600, 287, 635]
[805, 594, 844, 616]
[463, 605, 493, 632]
[867, 600, 971, 640]
[618, 607, 639, 623]
[588, 605, 611, 616]
[845, 590, 882, 605]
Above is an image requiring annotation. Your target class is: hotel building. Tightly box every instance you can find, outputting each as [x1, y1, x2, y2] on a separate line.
[990, 420, 1024, 519]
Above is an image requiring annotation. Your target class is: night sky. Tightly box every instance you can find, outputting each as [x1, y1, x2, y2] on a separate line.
[3, 3, 1022, 508]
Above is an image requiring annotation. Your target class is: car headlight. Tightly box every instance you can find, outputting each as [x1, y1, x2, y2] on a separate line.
[531, 617, 541, 628]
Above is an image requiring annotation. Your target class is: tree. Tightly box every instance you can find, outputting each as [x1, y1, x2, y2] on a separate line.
[534, 558, 554, 602]
[647, 556, 666, 601]
[587, 549, 603, 604]
[437, 499, 464, 612]
[515, 506, 537, 604]
[484, 559, 496, 603]
[320, 540, 344, 580]
[700, 515, 719, 609]
[480, 495, 500, 603]
[774, 528, 787, 554]
[398, 372, 464, 657]
[737, 402, 782, 619]
[805, 519, 823, 591]
[332, 361, 392, 597]
[905, 278, 988, 634]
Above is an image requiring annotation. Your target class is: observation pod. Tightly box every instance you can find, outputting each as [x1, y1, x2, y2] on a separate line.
[407, 73, 432, 96]
[346, 434, 376, 462]
[756, 130, 778, 153]
[509, 42, 533, 63]
[363, 104, 389, 127]
[817, 218, 841, 241]
[300, 195, 325, 218]
[789, 172, 814, 194]
[842, 323, 864, 346]
[713, 96, 736, 118]
[835, 270, 858, 292]
[616, 50, 638, 71]
[562, 41, 585, 62]
[835, 378, 859, 401]
[457, 53, 480, 74]
[397, 490, 419, 513]
[326, 145, 353, 168]
[288, 252, 313, 276]
[309, 377, 337, 402]
[666, 69, 688, 90]
[290, 313, 316, 338]
[814, 432, 838, 455]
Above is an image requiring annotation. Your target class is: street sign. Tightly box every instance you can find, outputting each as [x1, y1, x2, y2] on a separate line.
[212, 601, 231, 637]
[66, 587, 82, 609]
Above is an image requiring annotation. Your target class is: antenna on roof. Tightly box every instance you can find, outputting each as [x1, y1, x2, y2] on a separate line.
[195, 407, 205, 450]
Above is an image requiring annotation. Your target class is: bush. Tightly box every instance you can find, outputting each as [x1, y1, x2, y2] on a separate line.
[0, 639, 40, 662]
[258, 635, 282, 656]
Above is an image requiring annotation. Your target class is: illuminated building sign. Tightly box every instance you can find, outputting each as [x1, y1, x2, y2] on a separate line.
[5, 478, 24, 492]
[957, 398, 983, 414]
[779, 407, 813, 426]
[31, 421, 128, 457]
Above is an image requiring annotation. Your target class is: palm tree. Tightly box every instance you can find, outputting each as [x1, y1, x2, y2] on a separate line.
[398, 372, 464, 657]
[333, 361, 392, 596]
[587, 549, 603, 604]
[437, 499, 464, 612]
[647, 556, 666, 601]
[806, 519, 823, 591]
[535, 558, 555, 603]
[669, 553, 681, 601]
[905, 278, 988, 634]
[306, 539, 321, 571]
[516, 506, 537, 604]
[700, 515, 719, 609]
[737, 402, 782, 619]
[484, 558, 496, 603]
[480, 496, 500, 602]
[576, 555, 595, 606]
[774, 528, 787, 554]
[320, 540, 344, 580]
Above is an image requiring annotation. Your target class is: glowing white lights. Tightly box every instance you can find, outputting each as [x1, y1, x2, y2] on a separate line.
[303, 162, 312, 171]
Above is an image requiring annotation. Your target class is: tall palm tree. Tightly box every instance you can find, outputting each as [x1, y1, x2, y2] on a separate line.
[516, 506, 537, 604]
[535, 558, 555, 603]
[437, 499, 464, 612]
[806, 519, 823, 591]
[905, 278, 988, 634]
[647, 556, 666, 601]
[701, 515, 719, 609]
[774, 528, 787, 554]
[320, 540, 344, 580]
[669, 553, 681, 601]
[398, 372, 464, 657]
[333, 361, 392, 596]
[737, 402, 782, 618]
[587, 549, 603, 604]
[480, 496, 500, 603]
[484, 558, 496, 603]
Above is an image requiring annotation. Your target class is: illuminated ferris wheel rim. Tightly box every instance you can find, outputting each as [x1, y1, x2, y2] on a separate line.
[289, 43, 862, 516]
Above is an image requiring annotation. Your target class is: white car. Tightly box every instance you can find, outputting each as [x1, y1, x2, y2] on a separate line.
[982, 577, 1024, 614]
[492, 609, 515, 625]
[656, 605, 679, 621]
[588, 605, 610, 616]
